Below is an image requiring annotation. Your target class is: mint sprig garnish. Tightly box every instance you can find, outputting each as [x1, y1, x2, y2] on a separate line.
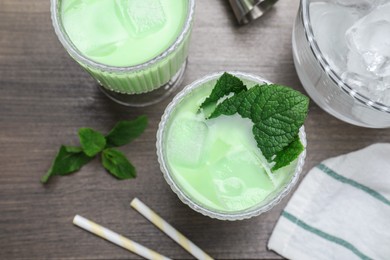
[202, 73, 309, 171]
[41, 116, 148, 184]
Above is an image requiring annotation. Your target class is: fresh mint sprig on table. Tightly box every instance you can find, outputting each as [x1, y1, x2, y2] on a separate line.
[200, 73, 309, 171]
[40, 116, 148, 184]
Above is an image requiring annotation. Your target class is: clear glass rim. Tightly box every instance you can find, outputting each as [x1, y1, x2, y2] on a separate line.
[300, 0, 390, 113]
[50, 0, 195, 73]
[156, 71, 307, 221]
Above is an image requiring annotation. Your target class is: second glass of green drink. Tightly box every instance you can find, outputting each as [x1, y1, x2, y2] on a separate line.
[51, 0, 195, 106]
[157, 72, 307, 220]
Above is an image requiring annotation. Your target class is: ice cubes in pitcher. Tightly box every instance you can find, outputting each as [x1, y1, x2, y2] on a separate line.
[344, 2, 390, 104]
[346, 3, 390, 78]
[310, 2, 360, 74]
[311, 0, 390, 105]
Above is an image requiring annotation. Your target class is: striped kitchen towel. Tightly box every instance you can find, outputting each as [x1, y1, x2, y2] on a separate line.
[268, 143, 390, 260]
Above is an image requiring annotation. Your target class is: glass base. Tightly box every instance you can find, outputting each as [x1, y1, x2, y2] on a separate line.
[97, 60, 187, 107]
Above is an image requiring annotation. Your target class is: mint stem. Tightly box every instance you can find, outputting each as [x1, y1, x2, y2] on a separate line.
[41, 166, 53, 184]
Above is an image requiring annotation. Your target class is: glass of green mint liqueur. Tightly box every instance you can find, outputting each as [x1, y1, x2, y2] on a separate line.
[157, 72, 307, 220]
[51, 0, 195, 106]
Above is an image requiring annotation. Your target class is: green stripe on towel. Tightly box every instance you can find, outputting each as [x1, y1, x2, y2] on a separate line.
[317, 163, 390, 206]
[282, 211, 371, 260]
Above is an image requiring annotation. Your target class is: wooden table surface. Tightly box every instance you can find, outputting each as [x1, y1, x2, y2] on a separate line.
[1, 0, 389, 259]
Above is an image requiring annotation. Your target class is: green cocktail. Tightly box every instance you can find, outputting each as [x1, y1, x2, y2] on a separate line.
[157, 72, 307, 220]
[51, 0, 195, 106]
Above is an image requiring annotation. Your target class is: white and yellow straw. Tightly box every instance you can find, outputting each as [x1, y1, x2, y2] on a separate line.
[73, 215, 171, 260]
[131, 198, 214, 260]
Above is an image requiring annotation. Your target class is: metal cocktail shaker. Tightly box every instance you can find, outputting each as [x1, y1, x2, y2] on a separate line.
[229, 0, 278, 25]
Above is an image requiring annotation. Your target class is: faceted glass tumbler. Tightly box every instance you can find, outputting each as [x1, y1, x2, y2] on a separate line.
[156, 72, 307, 221]
[51, 0, 195, 107]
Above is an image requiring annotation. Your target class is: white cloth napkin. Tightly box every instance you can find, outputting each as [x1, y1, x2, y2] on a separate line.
[268, 143, 390, 260]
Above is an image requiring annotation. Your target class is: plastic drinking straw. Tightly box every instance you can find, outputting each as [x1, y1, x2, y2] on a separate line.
[130, 198, 214, 260]
[73, 215, 171, 260]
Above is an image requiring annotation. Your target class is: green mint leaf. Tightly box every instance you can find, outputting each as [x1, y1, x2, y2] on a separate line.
[199, 72, 246, 110]
[41, 146, 93, 183]
[105, 116, 148, 148]
[209, 86, 259, 119]
[206, 73, 309, 171]
[208, 95, 238, 119]
[101, 148, 136, 180]
[78, 128, 106, 157]
[272, 135, 304, 171]
[250, 85, 309, 160]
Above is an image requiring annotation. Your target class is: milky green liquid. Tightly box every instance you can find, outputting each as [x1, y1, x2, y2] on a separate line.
[61, 0, 188, 67]
[164, 78, 298, 213]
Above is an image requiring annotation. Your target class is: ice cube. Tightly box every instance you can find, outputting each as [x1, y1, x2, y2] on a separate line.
[346, 48, 372, 78]
[209, 148, 275, 210]
[383, 76, 390, 90]
[127, 0, 166, 35]
[213, 177, 245, 197]
[166, 118, 208, 168]
[332, 0, 389, 10]
[379, 88, 390, 105]
[63, 0, 129, 57]
[310, 2, 361, 74]
[346, 2, 390, 78]
[341, 71, 390, 104]
[341, 72, 377, 96]
[343, 50, 390, 94]
[333, 0, 375, 9]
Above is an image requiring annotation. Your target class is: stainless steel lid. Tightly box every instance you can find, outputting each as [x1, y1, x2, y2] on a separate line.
[229, 0, 278, 25]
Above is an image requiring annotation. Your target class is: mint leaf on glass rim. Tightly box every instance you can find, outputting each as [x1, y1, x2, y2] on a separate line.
[209, 86, 259, 119]
[272, 135, 304, 171]
[101, 148, 136, 180]
[78, 128, 106, 157]
[105, 116, 148, 148]
[41, 146, 93, 184]
[250, 84, 309, 161]
[199, 72, 246, 110]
